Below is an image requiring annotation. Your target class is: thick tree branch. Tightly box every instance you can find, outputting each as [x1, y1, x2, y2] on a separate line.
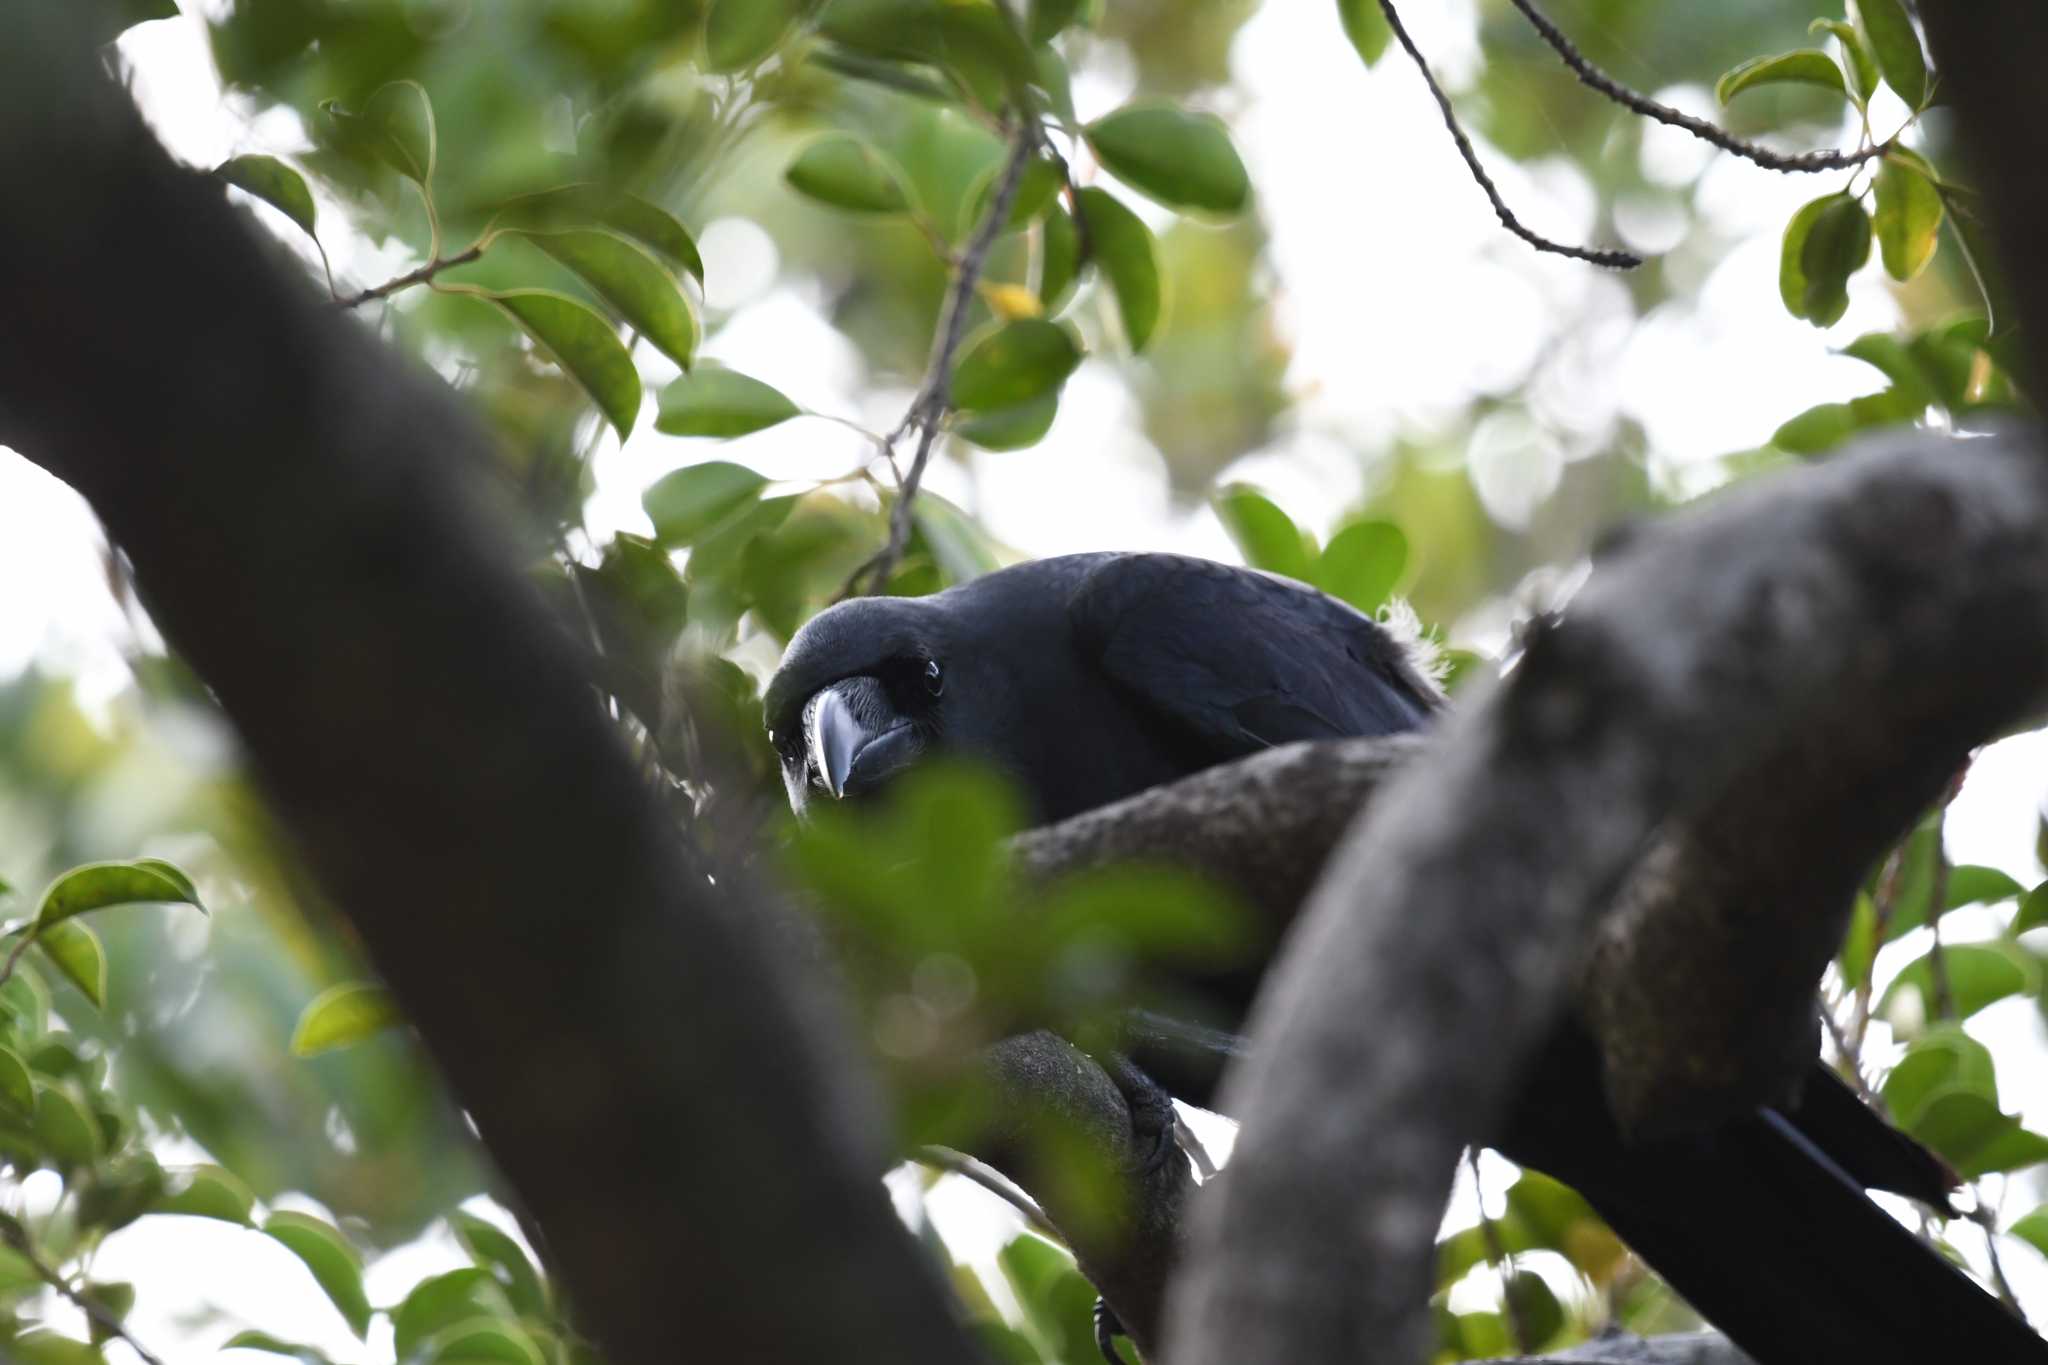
[1163, 423, 2048, 1365]
[0, 13, 973, 1365]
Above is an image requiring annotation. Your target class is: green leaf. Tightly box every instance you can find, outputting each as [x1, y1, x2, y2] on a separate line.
[786, 134, 912, 215]
[263, 1210, 372, 1339]
[36, 921, 107, 1009]
[1947, 865, 2023, 909]
[487, 290, 641, 439]
[1772, 400, 1861, 455]
[1778, 195, 1833, 320]
[1504, 1271, 1565, 1350]
[1908, 1091, 2048, 1179]
[950, 320, 1082, 412]
[1873, 155, 1943, 282]
[322, 80, 435, 185]
[5, 1332, 106, 1365]
[1315, 520, 1406, 613]
[419, 1318, 545, 1365]
[1812, 18, 1879, 103]
[604, 196, 704, 283]
[644, 461, 769, 546]
[656, 368, 802, 438]
[967, 155, 1062, 234]
[452, 1210, 550, 1318]
[1074, 188, 1161, 352]
[809, 44, 956, 102]
[217, 155, 319, 240]
[291, 982, 400, 1057]
[1880, 942, 2037, 1030]
[1337, 0, 1392, 66]
[912, 494, 1003, 583]
[220, 1330, 332, 1362]
[35, 858, 202, 929]
[393, 1268, 508, 1361]
[1715, 50, 1846, 105]
[1085, 104, 1251, 216]
[516, 230, 696, 371]
[1840, 332, 1937, 412]
[1839, 891, 1877, 988]
[1856, 0, 1928, 108]
[2010, 1206, 2048, 1260]
[954, 394, 1058, 451]
[80, 1282, 134, 1347]
[495, 188, 703, 283]
[1027, 0, 1083, 44]
[153, 1164, 257, 1225]
[1038, 206, 1080, 310]
[934, 6, 1037, 108]
[32, 1081, 102, 1168]
[1214, 486, 1312, 582]
[1791, 194, 1870, 328]
[704, 0, 802, 72]
[0, 1047, 30, 1114]
[1883, 1026, 1997, 1127]
[2016, 882, 2048, 934]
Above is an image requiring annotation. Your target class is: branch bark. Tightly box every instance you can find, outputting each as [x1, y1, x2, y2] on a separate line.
[1163, 422, 2048, 1364]
[0, 13, 973, 1365]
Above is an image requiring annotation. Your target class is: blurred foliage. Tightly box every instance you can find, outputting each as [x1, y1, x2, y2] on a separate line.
[0, 0, 2040, 1359]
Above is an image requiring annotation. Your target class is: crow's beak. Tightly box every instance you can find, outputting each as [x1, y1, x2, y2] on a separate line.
[804, 677, 920, 800]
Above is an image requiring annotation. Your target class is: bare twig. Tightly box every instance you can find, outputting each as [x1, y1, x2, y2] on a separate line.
[913, 1144, 1063, 1242]
[1506, 0, 1891, 174]
[1375, 0, 1641, 268]
[1816, 994, 1887, 1114]
[0, 1217, 166, 1365]
[336, 243, 486, 309]
[843, 117, 1039, 597]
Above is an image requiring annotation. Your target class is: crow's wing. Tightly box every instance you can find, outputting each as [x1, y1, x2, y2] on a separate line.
[1067, 553, 1438, 758]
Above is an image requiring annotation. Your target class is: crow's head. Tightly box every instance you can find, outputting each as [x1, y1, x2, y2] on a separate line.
[764, 595, 964, 816]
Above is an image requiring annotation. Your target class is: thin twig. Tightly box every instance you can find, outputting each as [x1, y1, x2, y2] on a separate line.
[842, 118, 1039, 597]
[1467, 1149, 1533, 1354]
[913, 1145, 1064, 1242]
[336, 243, 486, 309]
[1375, 0, 1641, 269]
[0, 927, 35, 995]
[1506, 0, 1891, 174]
[1963, 1204, 2029, 1318]
[0, 1218, 166, 1365]
[1817, 993, 1888, 1114]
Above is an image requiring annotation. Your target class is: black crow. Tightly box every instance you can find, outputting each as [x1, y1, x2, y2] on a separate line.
[766, 550, 2048, 1365]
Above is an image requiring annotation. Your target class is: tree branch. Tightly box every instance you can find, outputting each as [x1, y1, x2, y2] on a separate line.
[0, 13, 973, 1365]
[1163, 422, 2048, 1364]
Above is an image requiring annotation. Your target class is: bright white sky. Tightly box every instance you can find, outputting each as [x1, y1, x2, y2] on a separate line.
[3, 1, 2047, 1358]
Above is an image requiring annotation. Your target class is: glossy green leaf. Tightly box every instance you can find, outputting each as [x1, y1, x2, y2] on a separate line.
[1908, 1090, 2048, 1178]
[809, 44, 956, 102]
[1838, 891, 1877, 988]
[419, 1318, 545, 1365]
[1778, 195, 1834, 321]
[1947, 865, 2023, 909]
[1214, 486, 1313, 582]
[1792, 194, 1870, 327]
[1715, 50, 1846, 104]
[1038, 206, 1080, 310]
[2016, 882, 2048, 934]
[1874, 155, 1943, 282]
[1075, 187, 1160, 352]
[704, 0, 802, 72]
[36, 921, 107, 1009]
[1880, 942, 2037, 1030]
[934, 5, 1037, 107]
[393, 1268, 507, 1361]
[36, 858, 201, 929]
[1841, 332, 1937, 412]
[605, 196, 704, 283]
[291, 981, 400, 1057]
[786, 134, 912, 214]
[264, 1210, 372, 1338]
[1337, 0, 1392, 66]
[2009, 1206, 2048, 1260]
[1085, 104, 1250, 215]
[80, 1282, 135, 1347]
[495, 187, 703, 283]
[816, 0, 947, 60]
[322, 80, 435, 184]
[1884, 1026, 1997, 1130]
[1315, 520, 1406, 613]
[954, 394, 1058, 450]
[217, 155, 319, 239]
[452, 1210, 550, 1318]
[1857, 0, 1928, 108]
[0, 1046, 30, 1114]
[950, 320, 1082, 411]
[6, 1332, 106, 1365]
[912, 494, 1003, 584]
[1027, 0, 1083, 44]
[516, 230, 696, 370]
[1812, 18, 1879, 103]
[32, 1081, 102, 1167]
[488, 290, 641, 439]
[644, 461, 769, 546]
[221, 1330, 332, 1362]
[153, 1163, 257, 1225]
[656, 368, 802, 438]
[1505, 1270, 1565, 1350]
[1772, 400, 1860, 455]
[968, 155, 1062, 234]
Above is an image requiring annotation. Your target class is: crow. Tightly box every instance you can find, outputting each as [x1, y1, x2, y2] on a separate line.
[765, 550, 2048, 1365]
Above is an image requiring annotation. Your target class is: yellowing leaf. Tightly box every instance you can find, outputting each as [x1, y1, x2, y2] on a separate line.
[291, 982, 401, 1057]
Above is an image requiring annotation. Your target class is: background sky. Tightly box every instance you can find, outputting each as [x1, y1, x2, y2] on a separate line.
[3, 1, 2046, 1357]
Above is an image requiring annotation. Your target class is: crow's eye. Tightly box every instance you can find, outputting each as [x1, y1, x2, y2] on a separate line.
[922, 658, 944, 698]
